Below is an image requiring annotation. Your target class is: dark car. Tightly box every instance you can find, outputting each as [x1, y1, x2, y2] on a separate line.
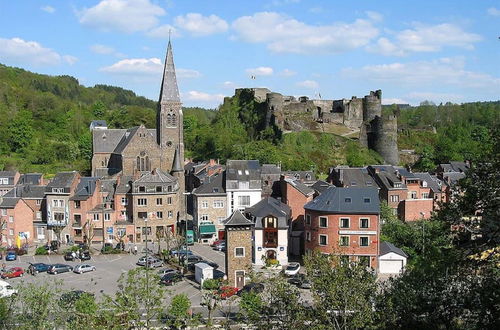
[79, 251, 91, 261]
[237, 283, 265, 296]
[287, 274, 312, 289]
[29, 263, 51, 274]
[181, 255, 203, 265]
[5, 251, 17, 261]
[48, 264, 73, 274]
[204, 261, 219, 269]
[160, 271, 183, 285]
[64, 252, 75, 261]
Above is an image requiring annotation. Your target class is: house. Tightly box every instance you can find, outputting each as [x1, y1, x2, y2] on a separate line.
[0, 171, 20, 197]
[225, 160, 262, 217]
[17, 173, 44, 186]
[304, 186, 380, 270]
[224, 210, 254, 288]
[192, 172, 226, 243]
[112, 175, 135, 243]
[281, 170, 315, 184]
[378, 241, 408, 274]
[367, 165, 406, 218]
[245, 197, 291, 266]
[185, 159, 224, 193]
[397, 168, 434, 221]
[45, 171, 81, 244]
[328, 166, 375, 188]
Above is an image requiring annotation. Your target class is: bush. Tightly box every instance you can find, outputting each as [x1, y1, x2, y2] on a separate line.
[35, 246, 48, 255]
[265, 258, 280, 267]
[101, 246, 121, 254]
[202, 279, 220, 291]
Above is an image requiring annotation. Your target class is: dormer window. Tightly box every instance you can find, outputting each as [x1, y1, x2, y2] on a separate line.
[238, 170, 242, 175]
[363, 198, 371, 203]
[213, 188, 219, 193]
[422, 181, 428, 187]
[366, 181, 373, 186]
[351, 181, 357, 186]
[245, 170, 249, 175]
[394, 183, 402, 188]
[345, 198, 352, 203]
[138, 186, 145, 192]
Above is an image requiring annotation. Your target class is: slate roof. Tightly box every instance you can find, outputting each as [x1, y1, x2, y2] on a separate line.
[226, 160, 261, 181]
[380, 241, 408, 258]
[0, 171, 17, 178]
[246, 197, 290, 229]
[443, 172, 466, 185]
[282, 170, 315, 182]
[171, 146, 183, 172]
[311, 180, 331, 194]
[115, 176, 134, 194]
[413, 173, 442, 193]
[18, 173, 42, 185]
[223, 210, 254, 227]
[46, 172, 78, 190]
[134, 169, 177, 183]
[70, 177, 99, 201]
[368, 165, 406, 190]
[261, 164, 281, 175]
[333, 167, 375, 187]
[0, 197, 19, 209]
[159, 41, 180, 102]
[92, 129, 127, 153]
[449, 161, 469, 173]
[304, 186, 380, 214]
[284, 177, 314, 196]
[5, 185, 46, 199]
[192, 173, 225, 195]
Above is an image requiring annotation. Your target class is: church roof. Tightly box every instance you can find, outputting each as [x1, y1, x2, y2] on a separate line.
[92, 129, 127, 153]
[171, 146, 183, 172]
[159, 41, 180, 102]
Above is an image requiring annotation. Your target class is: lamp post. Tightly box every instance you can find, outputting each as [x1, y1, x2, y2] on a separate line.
[101, 185, 105, 252]
[182, 192, 190, 271]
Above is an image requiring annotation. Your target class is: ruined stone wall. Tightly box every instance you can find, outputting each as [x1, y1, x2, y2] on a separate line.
[363, 90, 382, 122]
[373, 113, 399, 165]
[344, 97, 364, 128]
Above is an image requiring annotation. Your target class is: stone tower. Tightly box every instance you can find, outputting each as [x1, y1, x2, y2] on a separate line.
[157, 40, 184, 174]
[224, 211, 254, 288]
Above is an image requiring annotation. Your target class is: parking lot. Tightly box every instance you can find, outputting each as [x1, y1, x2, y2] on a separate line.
[2, 243, 226, 308]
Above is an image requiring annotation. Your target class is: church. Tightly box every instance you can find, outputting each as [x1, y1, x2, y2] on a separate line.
[91, 40, 185, 181]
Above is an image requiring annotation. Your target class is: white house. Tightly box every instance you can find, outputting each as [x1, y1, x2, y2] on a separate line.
[245, 197, 291, 267]
[225, 160, 262, 217]
[378, 241, 408, 274]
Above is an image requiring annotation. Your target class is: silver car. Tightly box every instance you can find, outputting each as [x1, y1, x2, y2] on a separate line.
[73, 264, 96, 274]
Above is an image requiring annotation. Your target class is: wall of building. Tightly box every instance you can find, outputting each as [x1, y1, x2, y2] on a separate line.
[193, 194, 227, 232]
[3, 200, 34, 246]
[225, 227, 253, 288]
[226, 190, 262, 217]
[280, 180, 313, 230]
[253, 228, 288, 266]
[401, 199, 434, 221]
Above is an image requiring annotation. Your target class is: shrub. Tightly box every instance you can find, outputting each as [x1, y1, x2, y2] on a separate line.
[265, 258, 280, 267]
[202, 279, 220, 291]
[101, 246, 122, 254]
[35, 246, 48, 255]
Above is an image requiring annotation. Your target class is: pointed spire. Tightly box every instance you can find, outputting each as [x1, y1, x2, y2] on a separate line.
[159, 40, 180, 102]
[171, 145, 183, 173]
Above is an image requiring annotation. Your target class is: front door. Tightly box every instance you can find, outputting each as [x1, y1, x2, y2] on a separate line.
[235, 270, 245, 288]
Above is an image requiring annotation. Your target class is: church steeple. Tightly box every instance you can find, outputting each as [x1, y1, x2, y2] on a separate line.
[159, 40, 180, 102]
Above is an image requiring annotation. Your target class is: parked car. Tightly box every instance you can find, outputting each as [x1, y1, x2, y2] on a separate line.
[145, 259, 163, 268]
[284, 262, 301, 276]
[136, 256, 158, 266]
[160, 271, 183, 285]
[1, 267, 24, 279]
[79, 251, 91, 261]
[218, 286, 239, 299]
[237, 283, 265, 296]
[204, 261, 219, 269]
[77, 243, 88, 250]
[0, 280, 17, 298]
[29, 263, 51, 274]
[73, 264, 96, 274]
[48, 264, 73, 274]
[287, 274, 311, 289]
[5, 251, 17, 261]
[210, 240, 224, 248]
[64, 252, 76, 261]
[213, 242, 226, 251]
[158, 268, 177, 276]
[170, 249, 193, 257]
[181, 255, 203, 265]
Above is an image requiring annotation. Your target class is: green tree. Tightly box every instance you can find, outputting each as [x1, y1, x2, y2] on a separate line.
[167, 294, 193, 329]
[7, 110, 34, 151]
[239, 291, 264, 326]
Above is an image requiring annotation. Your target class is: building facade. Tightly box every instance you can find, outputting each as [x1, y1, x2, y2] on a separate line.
[225, 160, 262, 217]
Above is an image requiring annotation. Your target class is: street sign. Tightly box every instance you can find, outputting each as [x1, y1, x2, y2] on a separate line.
[106, 227, 113, 234]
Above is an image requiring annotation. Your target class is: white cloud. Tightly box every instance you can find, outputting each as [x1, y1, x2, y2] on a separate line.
[280, 69, 296, 76]
[0, 37, 75, 66]
[222, 81, 237, 89]
[246, 66, 274, 76]
[232, 12, 379, 54]
[487, 7, 500, 16]
[382, 98, 408, 105]
[183, 91, 225, 102]
[174, 13, 228, 37]
[146, 24, 180, 39]
[405, 92, 463, 103]
[176, 68, 201, 79]
[90, 44, 115, 55]
[367, 23, 482, 56]
[341, 57, 500, 91]
[41, 5, 55, 13]
[78, 0, 165, 33]
[296, 80, 319, 89]
[100, 57, 162, 75]
[365, 11, 383, 22]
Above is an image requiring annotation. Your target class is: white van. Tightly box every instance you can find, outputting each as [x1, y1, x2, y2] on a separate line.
[0, 280, 17, 298]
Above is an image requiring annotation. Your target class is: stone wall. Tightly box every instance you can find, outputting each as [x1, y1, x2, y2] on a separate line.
[225, 226, 253, 288]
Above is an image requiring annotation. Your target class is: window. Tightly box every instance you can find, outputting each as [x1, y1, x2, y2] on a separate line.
[142, 227, 152, 235]
[201, 214, 209, 221]
[121, 197, 128, 205]
[53, 199, 64, 207]
[360, 236, 369, 247]
[409, 191, 417, 199]
[358, 256, 370, 268]
[319, 235, 328, 246]
[36, 199, 41, 205]
[360, 218, 369, 229]
[137, 198, 147, 206]
[156, 211, 163, 219]
[213, 200, 224, 208]
[36, 211, 41, 219]
[9, 229, 14, 236]
[238, 196, 250, 206]
[0, 178, 8, 185]
[390, 195, 399, 202]
[138, 212, 148, 219]
[201, 201, 208, 209]
[139, 186, 146, 192]
[306, 231, 311, 241]
[422, 192, 429, 199]
[235, 247, 245, 257]
[54, 213, 64, 221]
[121, 210, 127, 219]
[156, 198, 163, 206]
[8, 216, 13, 223]
[167, 197, 172, 205]
[1, 209, 6, 216]
[104, 213, 111, 221]
[305, 214, 311, 225]
[117, 228, 126, 237]
[52, 188, 64, 193]
[36, 227, 45, 239]
[422, 181, 428, 187]
[363, 198, 371, 203]
[93, 214, 100, 221]
[339, 236, 350, 246]
[156, 186, 162, 192]
[167, 185, 172, 192]
[344, 197, 352, 203]
[74, 201, 81, 209]
[340, 218, 350, 228]
[168, 211, 173, 218]
[319, 216, 328, 228]
[394, 183, 402, 188]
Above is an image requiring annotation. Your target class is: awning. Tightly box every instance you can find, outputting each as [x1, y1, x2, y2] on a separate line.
[199, 224, 216, 235]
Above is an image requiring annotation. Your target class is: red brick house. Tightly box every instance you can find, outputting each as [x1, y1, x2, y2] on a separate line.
[280, 176, 314, 230]
[304, 186, 380, 270]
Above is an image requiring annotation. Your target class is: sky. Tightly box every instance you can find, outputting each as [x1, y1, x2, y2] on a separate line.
[0, 0, 499, 108]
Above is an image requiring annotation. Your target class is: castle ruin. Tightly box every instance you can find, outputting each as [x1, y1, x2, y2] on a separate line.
[235, 88, 399, 165]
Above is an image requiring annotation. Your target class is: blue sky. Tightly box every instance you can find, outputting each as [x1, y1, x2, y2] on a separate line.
[0, 0, 499, 108]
